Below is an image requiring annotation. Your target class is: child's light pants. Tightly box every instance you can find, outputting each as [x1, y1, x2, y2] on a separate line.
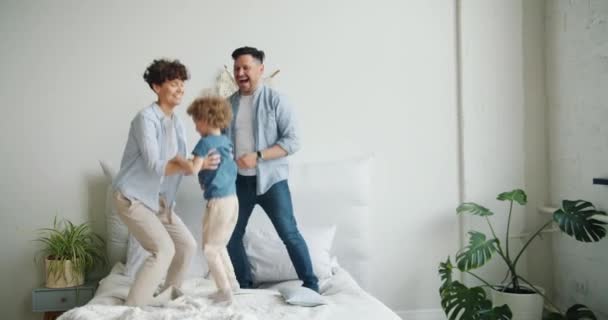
[203, 195, 239, 292]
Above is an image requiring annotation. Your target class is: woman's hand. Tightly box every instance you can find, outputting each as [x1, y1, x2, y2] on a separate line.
[172, 155, 188, 166]
[166, 155, 193, 176]
[202, 149, 221, 170]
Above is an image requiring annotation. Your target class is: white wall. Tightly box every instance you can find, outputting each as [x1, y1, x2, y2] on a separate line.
[459, 0, 550, 292]
[0, 1, 460, 319]
[522, 0, 553, 299]
[546, 0, 608, 317]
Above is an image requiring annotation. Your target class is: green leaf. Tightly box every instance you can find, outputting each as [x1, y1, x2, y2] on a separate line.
[456, 231, 498, 271]
[497, 189, 527, 205]
[542, 304, 597, 320]
[439, 257, 454, 293]
[440, 281, 512, 320]
[441, 282, 490, 320]
[457, 203, 493, 217]
[554, 200, 607, 242]
[479, 305, 512, 320]
[565, 304, 597, 320]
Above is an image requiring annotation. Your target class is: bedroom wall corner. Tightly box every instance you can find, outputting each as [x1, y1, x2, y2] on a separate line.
[458, 0, 550, 292]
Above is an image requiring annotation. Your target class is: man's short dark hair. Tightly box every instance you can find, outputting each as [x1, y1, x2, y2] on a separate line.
[231, 46, 265, 64]
[143, 59, 189, 89]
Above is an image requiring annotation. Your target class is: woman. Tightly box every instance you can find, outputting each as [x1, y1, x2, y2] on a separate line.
[112, 59, 219, 306]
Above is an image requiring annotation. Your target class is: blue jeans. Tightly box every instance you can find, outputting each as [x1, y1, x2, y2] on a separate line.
[227, 175, 319, 292]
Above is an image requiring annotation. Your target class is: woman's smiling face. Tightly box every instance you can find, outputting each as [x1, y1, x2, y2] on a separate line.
[153, 79, 185, 108]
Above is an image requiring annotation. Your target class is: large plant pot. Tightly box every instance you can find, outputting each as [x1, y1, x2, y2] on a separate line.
[491, 286, 544, 320]
[44, 258, 84, 288]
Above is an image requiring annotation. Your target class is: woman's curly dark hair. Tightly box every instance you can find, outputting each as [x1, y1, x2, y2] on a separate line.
[143, 59, 189, 89]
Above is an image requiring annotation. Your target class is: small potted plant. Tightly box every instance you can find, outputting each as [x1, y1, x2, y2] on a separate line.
[36, 217, 107, 288]
[438, 189, 606, 319]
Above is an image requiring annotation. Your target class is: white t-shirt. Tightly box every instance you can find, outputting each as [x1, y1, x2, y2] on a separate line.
[235, 95, 256, 176]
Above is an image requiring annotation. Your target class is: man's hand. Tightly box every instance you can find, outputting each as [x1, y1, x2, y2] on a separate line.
[202, 149, 221, 170]
[237, 152, 257, 169]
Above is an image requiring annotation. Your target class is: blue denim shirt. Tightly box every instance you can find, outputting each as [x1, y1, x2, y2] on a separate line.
[113, 103, 187, 211]
[227, 85, 300, 195]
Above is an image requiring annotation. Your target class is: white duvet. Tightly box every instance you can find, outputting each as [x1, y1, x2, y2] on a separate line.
[57, 263, 400, 320]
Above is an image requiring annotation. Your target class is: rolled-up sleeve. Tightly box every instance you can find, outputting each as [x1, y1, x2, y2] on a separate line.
[132, 115, 167, 177]
[274, 95, 300, 155]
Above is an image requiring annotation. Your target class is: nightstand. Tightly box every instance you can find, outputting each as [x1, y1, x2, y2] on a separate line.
[32, 282, 97, 320]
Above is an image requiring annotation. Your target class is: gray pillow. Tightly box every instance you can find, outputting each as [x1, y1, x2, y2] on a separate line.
[278, 286, 327, 307]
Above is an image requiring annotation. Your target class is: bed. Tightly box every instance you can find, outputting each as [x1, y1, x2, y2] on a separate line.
[58, 156, 401, 320]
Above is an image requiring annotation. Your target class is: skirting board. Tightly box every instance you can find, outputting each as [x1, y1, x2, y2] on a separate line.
[396, 309, 445, 320]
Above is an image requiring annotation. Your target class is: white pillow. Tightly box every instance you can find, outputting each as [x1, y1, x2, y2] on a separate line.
[100, 160, 129, 268]
[288, 156, 373, 288]
[279, 286, 327, 307]
[244, 225, 336, 283]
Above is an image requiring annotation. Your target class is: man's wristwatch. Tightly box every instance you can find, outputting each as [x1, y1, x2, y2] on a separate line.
[256, 150, 264, 160]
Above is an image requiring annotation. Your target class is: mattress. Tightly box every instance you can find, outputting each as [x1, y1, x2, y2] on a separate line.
[57, 263, 400, 320]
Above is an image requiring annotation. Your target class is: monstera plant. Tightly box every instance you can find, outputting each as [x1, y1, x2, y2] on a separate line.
[438, 189, 606, 320]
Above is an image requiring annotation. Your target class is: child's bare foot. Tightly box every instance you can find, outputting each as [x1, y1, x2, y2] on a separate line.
[209, 289, 233, 305]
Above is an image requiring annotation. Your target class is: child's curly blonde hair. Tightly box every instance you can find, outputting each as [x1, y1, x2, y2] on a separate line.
[186, 96, 232, 129]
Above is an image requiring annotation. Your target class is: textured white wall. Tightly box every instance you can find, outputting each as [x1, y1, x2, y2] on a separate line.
[546, 0, 608, 317]
[0, 1, 460, 319]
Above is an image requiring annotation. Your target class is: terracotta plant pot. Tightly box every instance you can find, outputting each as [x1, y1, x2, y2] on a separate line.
[44, 257, 84, 288]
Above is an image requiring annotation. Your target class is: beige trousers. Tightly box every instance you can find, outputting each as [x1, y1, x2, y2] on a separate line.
[113, 191, 197, 306]
[202, 195, 239, 292]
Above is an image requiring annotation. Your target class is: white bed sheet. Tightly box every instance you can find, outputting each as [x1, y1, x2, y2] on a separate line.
[57, 263, 400, 320]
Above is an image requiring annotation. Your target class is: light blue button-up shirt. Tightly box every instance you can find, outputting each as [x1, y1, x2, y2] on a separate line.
[227, 85, 300, 195]
[113, 103, 187, 212]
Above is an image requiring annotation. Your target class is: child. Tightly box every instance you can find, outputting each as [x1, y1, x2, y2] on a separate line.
[186, 96, 239, 304]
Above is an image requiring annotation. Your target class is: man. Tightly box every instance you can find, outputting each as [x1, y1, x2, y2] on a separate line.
[226, 46, 319, 292]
